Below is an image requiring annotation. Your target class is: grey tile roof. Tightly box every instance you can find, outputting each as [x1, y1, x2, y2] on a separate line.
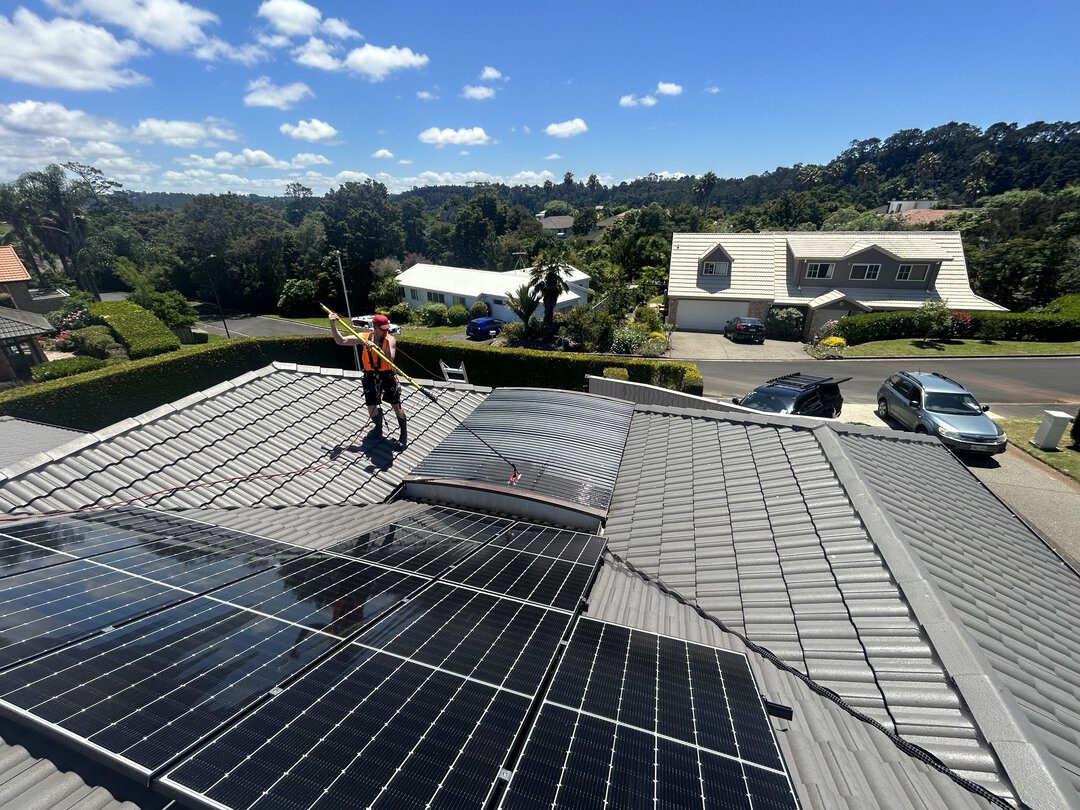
[0, 308, 52, 340]
[0, 417, 85, 471]
[0, 363, 486, 516]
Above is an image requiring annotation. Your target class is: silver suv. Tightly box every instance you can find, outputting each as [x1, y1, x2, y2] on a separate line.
[876, 371, 1007, 455]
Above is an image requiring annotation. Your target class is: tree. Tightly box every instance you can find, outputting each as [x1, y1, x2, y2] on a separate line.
[692, 171, 718, 211]
[505, 283, 540, 327]
[586, 174, 601, 193]
[284, 182, 314, 225]
[529, 245, 573, 334]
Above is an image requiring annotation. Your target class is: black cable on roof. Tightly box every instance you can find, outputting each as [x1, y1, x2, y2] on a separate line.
[604, 548, 1026, 810]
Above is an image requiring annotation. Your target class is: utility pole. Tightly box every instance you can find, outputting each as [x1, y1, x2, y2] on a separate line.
[335, 251, 361, 372]
[206, 254, 230, 338]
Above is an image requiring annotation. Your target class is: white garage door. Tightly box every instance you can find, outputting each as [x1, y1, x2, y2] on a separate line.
[675, 299, 749, 332]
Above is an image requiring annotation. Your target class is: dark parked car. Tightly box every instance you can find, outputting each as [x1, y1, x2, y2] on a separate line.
[466, 317, 507, 339]
[733, 373, 850, 418]
[876, 371, 1006, 454]
[724, 316, 766, 344]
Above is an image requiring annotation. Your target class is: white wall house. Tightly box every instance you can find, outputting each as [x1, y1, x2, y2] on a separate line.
[395, 263, 591, 323]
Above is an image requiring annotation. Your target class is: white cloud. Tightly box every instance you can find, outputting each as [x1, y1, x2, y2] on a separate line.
[257, 0, 321, 37]
[479, 66, 503, 81]
[545, 118, 587, 138]
[258, 32, 290, 48]
[416, 90, 437, 101]
[418, 126, 490, 146]
[177, 148, 291, 170]
[371, 148, 393, 159]
[293, 37, 341, 70]
[48, 0, 219, 52]
[292, 152, 329, 166]
[704, 85, 721, 94]
[244, 76, 313, 109]
[398, 159, 412, 165]
[0, 100, 125, 140]
[462, 85, 495, 100]
[320, 17, 359, 39]
[279, 118, 337, 142]
[344, 44, 428, 81]
[132, 117, 238, 147]
[544, 153, 561, 161]
[0, 9, 146, 90]
[619, 94, 656, 107]
[507, 170, 555, 185]
[656, 81, 683, 96]
[193, 37, 265, 64]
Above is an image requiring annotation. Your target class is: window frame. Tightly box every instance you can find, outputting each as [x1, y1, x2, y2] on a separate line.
[426, 291, 446, 304]
[896, 263, 928, 281]
[701, 261, 730, 276]
[409, 288, 420, 300]
[805, 262, 834, 279]
[849, 263, 880, 281]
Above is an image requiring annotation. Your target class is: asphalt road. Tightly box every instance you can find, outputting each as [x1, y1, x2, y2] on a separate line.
[699, 356, 1080, 419]
[196, 307, 327, 338]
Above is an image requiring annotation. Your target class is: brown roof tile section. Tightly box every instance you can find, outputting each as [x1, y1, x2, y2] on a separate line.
[0, 246, 32, 283]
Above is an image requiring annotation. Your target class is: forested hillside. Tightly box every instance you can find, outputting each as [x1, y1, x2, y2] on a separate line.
[1, 120, 1077, 319]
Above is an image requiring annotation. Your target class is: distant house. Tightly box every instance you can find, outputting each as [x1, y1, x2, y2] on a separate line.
[537, 215, 574, 238]
[0, 245, 69, 315]
[0, 307, 51, 381]
[874, 199, 938, 215]
[667, 230, 1005, 336]
[395, 263, 591, 323]
[585, 210, 630, 242]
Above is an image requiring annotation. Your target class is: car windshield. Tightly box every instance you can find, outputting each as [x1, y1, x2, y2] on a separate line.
[924, 392, 983, 414]
[741, 391, 796, 413]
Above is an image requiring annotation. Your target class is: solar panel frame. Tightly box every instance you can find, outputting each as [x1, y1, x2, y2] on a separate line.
[442, 544, 598, 612]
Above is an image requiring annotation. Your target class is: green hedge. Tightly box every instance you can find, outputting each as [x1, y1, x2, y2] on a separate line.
[89, 300, 181, 359]
[0, 334, 699, 431]
[833, 309, 1080, 344]
[30, 355, 108, 382]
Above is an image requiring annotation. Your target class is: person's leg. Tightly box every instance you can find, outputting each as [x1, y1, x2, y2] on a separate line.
[362, 374, 383, 433]
[381, 373, 407, 446]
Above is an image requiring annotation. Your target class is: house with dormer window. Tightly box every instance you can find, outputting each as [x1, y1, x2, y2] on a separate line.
[667, 231, 1006, 336]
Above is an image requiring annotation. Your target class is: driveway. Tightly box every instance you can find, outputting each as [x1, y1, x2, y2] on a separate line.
[668, 331, 807, 361]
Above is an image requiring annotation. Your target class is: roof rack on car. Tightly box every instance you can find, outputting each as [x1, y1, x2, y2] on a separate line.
[765, 373, 852, 389]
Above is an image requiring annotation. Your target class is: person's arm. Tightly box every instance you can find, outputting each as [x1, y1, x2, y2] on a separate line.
[384, 334, 397, 362]
[327, 314, 359, 346]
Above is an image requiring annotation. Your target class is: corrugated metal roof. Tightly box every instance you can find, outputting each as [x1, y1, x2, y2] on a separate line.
[409, 388, 634, 511]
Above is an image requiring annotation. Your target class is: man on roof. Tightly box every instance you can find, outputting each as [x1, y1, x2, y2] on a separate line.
[328, 312, 408, 447]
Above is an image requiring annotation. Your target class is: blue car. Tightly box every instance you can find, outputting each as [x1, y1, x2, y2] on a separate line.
[466, 317, 507, 339]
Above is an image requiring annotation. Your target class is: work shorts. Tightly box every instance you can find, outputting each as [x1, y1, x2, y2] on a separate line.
[362, 370, 401, 407]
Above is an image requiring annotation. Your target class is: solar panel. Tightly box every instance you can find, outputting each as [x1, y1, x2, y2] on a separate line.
[443, 544, 597, 612]
[500, 618, 799, 809]
[0, 598, 340, 779]
[356, 582, 571, 695]
[325, 522, 484, 576]
[393, 504, 514, 542]
[490, 523, 607, 566]
[161, 644, 531, 810]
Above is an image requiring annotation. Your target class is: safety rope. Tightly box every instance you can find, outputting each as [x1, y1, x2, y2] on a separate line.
[603, 548, 1025, 810]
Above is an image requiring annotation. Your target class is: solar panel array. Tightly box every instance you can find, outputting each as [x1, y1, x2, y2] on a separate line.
[0, 507, 797, 809]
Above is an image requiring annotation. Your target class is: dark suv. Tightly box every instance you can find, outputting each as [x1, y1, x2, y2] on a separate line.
[724, 316, 766, 344]
[466, 317, 507, 339]
[876, 371, 1006, 454]
[734, 373, 850, 418]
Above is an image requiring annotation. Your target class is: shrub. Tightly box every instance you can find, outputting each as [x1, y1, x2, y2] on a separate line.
[602, 367, 630, 381]
[470, 300, 490, 318]
[766, 307, 805, 341]
[31, 355, 109, 382]
[806, 336, 847, 359]
[0, 293, 13, 309]
[949, 311, 974, 338]
[190, 329, 209, 344]
[88, 300, 181, 359]
[967, 312, 1080, 342]
[446, 304, 471, 326]
[416, 303, 448, 326]
[47, 306, 94, 331]
[632, 305, 663, 333]
[70, 325, 125, 359]
[128, 288, 197, 328]
[499, 321, 527, 341]
[277, 278, 319, 317]
[1072, 408, 1080, 449]
[54, 329, 75, 351]
[610, 326, 648, 355]
[559, 307, 616, 352]
[913, 299, 952, 341]
[833, 311, 928, 344]
[388, 302, 413, 324]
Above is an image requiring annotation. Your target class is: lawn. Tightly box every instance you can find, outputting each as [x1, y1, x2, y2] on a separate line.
[995, 417, 1080, 484]
[844, 338, 1080, 357]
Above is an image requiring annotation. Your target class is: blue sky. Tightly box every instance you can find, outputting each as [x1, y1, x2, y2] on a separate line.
[1, 0, 1077, 196]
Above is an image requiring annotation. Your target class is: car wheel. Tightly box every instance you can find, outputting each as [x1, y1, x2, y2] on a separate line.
[915, 425, 928, 434]
[757, 339, 765, 344]
[876, 398, 889, 419]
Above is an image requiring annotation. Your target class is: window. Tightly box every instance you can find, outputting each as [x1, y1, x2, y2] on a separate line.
[453, 296, 466, 307]
[492, 299, 505, 306]
[426, 291, 445, 304]
[896, 263, 928, 281]
[702, 261, 730, 276]
[805, 263, 833, 279]
[409, 288, 419, 300]
[850, 263, 880, 280]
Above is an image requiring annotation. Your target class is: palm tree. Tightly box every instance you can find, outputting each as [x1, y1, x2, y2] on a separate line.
[529, 246, 573, 335]
[505, 283, 540, 332]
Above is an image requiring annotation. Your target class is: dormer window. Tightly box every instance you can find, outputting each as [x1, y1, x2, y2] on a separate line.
[850, 264, 880, 280]
[897, 263, 928, 281]
[702, 261, 729, 276]
[806, 263, 833, 279]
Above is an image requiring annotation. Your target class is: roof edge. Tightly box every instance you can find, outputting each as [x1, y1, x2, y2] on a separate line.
[813, 427, 1074, 809]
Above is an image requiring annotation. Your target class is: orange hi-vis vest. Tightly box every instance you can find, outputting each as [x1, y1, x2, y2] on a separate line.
[360, 332, 393, 372]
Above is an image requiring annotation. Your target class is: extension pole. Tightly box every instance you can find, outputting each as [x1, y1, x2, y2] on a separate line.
[334, 252, 361, 372]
